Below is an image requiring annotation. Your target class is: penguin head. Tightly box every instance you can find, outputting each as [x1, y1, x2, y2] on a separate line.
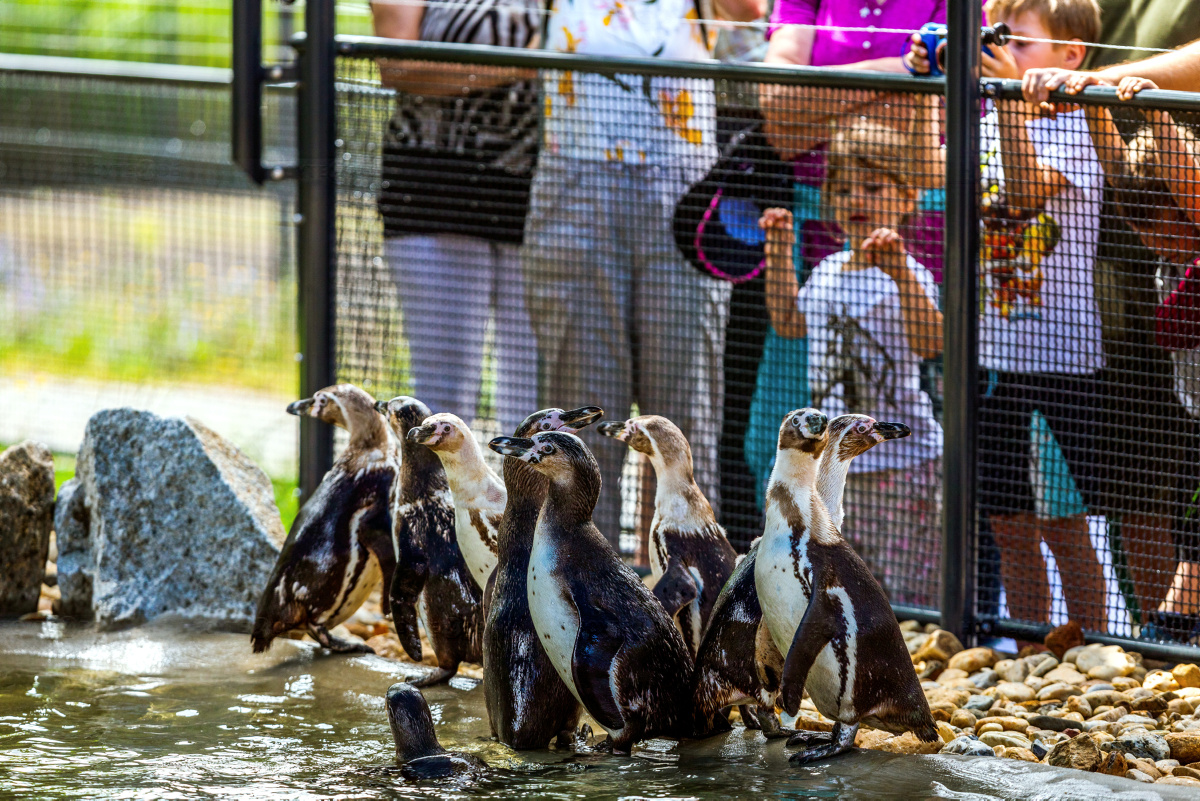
[407, 413, 469, 452]
[826, 414, 911, 461]
[513, 405, 604, 437]
[386, 682, 446, 764]
[288, 384, 379, 433]
[597, 415, 692, 465]
[777, 408, 829, 457]
[489, 431, 599, 484]
[251, 584, 307, 653]
[375, 396, 433, 437]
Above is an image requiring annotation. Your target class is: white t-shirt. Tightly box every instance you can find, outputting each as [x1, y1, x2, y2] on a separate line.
[979, 105, 1104, 375]
[542, 0, 718, 165]
[798, 250, 944, 474]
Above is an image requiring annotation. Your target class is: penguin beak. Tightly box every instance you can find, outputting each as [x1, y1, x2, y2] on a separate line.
[287, 398, 314, 416]
[596, 420, 629, 441]
[489, 436, 534, 458]
[803, 411, 828, 437]
[559, 406, 603, 431]
[407, 424, 436, 445]
[873, 421, 911, 441]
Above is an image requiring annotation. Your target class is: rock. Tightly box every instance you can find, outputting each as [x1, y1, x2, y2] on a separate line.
[950, 709, 977, 729]
[948, 647, 998, 674]
[1097, 750, 1128, 776]
[1130, 695, 1169, 715]
[874, 731, 942, 755]
[936, 668, 971, 685]
[1029, 715, 1079, 733]
[1116, 714, 1161, 731]
[970, 669, 1000, 689]
[1000, 659, 1031, 684]
[1157, 776, 1200, 787]
[0, 441, 55, 615]
[1082, 690, 1129, 709]
[899, 619, 923, 632]
[1048, 733, 1102, 772]
[1144, 670, 1181, 694]
[1108, 732, 1171, 762]
[1169, 698, 1196, 716]
[60, 409, 286, 630]
[997, 682, 1035, 703]
[1167, 733, 1200, 764]
[980, 731, 1032, 750]
[53, 479, 92, 618]
[1045, 621, 1086, 659]
[1127, 769, 1156, 783]
[966, 694, 996, 712]
[1065, 695, 1092, 718]
[1043, 666, 1087, 686]
[1030, 656, 1061, 678]
[1073, 645, 1136, 679]
[1173, 664, 1200, 690]
[1031, 740, 1050, 759]
[978, 722, 1004, 734]
[1038, 683, 1083, 702]
[1112, 676, 1142, 691]
[926, 688, 971, 709]
[1132, 758, 1164, 778]
[913, 629, 964, 663]
[941, 735, 996, 757]
[1002, 746, 1041, 762]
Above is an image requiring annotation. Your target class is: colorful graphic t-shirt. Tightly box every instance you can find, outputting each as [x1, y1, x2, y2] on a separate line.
[979, 106, 1104, 375]
[797, 250, 944, 474]
[542, 0, 718, 164]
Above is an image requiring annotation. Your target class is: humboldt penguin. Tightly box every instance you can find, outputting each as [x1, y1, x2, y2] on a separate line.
[386, 683, 490, 780]
[252, 384, 397, 653]
[756, 409, 936, 763]
[597, 415, 737, 656]
[489, 431, 693, 754]
[482, 406, 602, 750]
[377, 397, 483, 687]
[690, 413, 911, 737]
[408, 414, 502, 590]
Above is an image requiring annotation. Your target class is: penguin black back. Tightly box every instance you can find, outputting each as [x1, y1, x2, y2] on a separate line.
[482, 407, 600, 750]
[386, 683, 488, 780]
[380, 396, 483, 687]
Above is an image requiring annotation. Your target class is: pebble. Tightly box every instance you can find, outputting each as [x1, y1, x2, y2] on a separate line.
[966, 694, 996, 712]
[912, 629, 964, 663]
[1047, 733, 1102, 772]
[997, 682, 1035, 703]
[1144, 670, 1181, 694]
[1065, 695, 1092, 717]
[1037, 683, 1082, 702]
[1107, 732, 1171, 762]
[941, 735, 995, 757]
[980, 731, 1032, 750]
[1173, 664, 1200, 689]
[948, 647, 998, 674]
[1028, 715, 1077, 733]
[1158, 776, 1200, 787]
[1126, 768, 1156, 782]
[970, 668, 999, 689]
[1166, 732, 1200, 763]
[1030, 657, 1061, 679]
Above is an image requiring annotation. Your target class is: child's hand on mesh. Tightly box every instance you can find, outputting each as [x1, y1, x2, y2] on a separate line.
[1116, 76, 1157, 100]
[863, 227, 909, 280]
[760, 207, 794, 255]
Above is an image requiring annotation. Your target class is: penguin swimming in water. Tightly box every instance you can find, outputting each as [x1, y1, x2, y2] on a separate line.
[690, 413, 911, 737]
[408, 414, 502, 591]
[482, 406, 602, 750]
[597, 415, 737, 656]
[755, 409, 936, 763]
[252, 384, 397, 653]
[386, 682, 489, 780]
[377, 397, 483, 687]
[489, 431, 693, 754]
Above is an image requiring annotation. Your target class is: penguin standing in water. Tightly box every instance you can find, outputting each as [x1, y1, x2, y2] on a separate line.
[690, 413, 912, 736]
[489, 432, 693, 754]
[756, 409, 936, 763]
[482, 406, 602, 750]
[597, 415, 737, 656]
[408, 414, 502, 590]
[377, 397, 483, 687]
[252, 384, 397, 653]
[386, 683, 489, 780]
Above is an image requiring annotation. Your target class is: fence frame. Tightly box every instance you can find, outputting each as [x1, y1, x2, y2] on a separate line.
[279, 31, 1200, 660]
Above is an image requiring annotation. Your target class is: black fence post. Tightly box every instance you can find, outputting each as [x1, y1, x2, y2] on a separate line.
[941, 0, 982, 643]
[296, 1, 337, 501]
[232, 0, 266, 185]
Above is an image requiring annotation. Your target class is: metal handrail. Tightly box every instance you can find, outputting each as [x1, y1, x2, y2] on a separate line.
[0, 53, 232, 86]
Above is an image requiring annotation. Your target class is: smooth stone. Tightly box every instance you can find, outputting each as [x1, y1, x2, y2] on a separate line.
[1130, 695, 1169, 715]
[899, 620, 923, 632]
[1038, 683, 1083, 702]
[1024, 677, 1049, 692]
[1112, 677, 1142, 691]
[0, 441, 55, 616]
[1173, 664, 1200, 690]
[1166, 732, 1200, 764]
[1127, 769, 1155, 782]
[1158, 759, 1182, 772]
[1169, 699, 1196, 716]
[966, 694, 996, 712]
[1098, 750, 1128, 776]
[948, 647, 999, 674]
[1157, 776, 1200, 787]
[912, 630, 964, 663]
[977, 722, 1004, 734]
[970, 668, 1000, 689]
[1042, 666, 1087, 686]
[1107, 732, 1171, 762]
[1028, 715, 1078, 733]
[937, 668, 971, 685]
[1065, 696, 1093, 717]
[873, 731, 942, 755]
[980, 731, 1032, 750]
[1174, 766, 1200, 780]
[1074, 645, 1136, 679]
[997, 682, 1034, 703]
[925, 688, 971, 709]
[1082, 691, 1128, 709]
[1031, 740, 1050, 759]
[941, 735, 995, 757]
[1047, 733, 1102, 772]
[1000, 660, 1031, 684]
[1133, 758, 1164, 778]
[950, 709, 976, 729]
[1030, 656, 1061, 678]
[1145, 670, 1181, 694]
[1117, 714, 1160, 728]
[1002, 746, 1041, 762]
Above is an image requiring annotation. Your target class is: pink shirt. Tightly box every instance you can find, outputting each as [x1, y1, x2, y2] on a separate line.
[768, 0, 945, 67]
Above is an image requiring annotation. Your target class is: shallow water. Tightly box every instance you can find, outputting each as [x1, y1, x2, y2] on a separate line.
[0, 621, 1188, 800]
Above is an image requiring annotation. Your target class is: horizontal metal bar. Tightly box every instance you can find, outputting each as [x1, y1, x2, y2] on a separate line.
[982, 618, 1200, 663]
[892, 604, 944, 627]
[0, 53, 232, 86]
[313, 34, 948, 94]
[984, 77, 1200, 114]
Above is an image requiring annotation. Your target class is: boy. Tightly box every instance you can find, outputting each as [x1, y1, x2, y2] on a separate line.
[912, 0, 1108, 629]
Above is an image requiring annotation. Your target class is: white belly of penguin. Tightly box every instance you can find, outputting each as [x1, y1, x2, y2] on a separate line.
[755, 510, 813, 651]
[325, 550, 382, 629]
[455, 507, 499, 590]
[526, 536, 582, 707]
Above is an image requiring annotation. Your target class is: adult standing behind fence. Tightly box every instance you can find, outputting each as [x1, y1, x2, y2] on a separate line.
[372, 0, 539, 435]
[522, 0, 765, 545]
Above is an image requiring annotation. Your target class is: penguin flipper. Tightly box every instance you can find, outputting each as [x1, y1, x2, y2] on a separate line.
[652, 558, 699, 617]
[779, 592, 844, 716]
[570, 595, 626, 732]
[389, 518, 429, 662]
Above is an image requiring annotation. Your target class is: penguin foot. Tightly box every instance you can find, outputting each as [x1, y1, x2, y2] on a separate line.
[787, 722, 858, 765]
[754, 708, 795, 740]
[785, 729, 833, 748]
[310, 626, 374, 654]
[408, 667, 457, 687]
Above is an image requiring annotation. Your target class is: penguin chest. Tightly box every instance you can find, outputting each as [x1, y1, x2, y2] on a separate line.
[754, 508, 814, 655]
[804, 586, 861, 722]
[526, 536, 581, 702]
[455, 506, 500, 590]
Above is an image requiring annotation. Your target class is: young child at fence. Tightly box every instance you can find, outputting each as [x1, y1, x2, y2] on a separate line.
[759, 121, 944, 608]
[967, 0, 1109, 631]
[1089, 94, 1200, 641]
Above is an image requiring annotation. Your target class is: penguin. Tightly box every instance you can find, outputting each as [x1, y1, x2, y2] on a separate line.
[755, 409, 937, 763]
[482, 406, 602, 750]
[386, 682, 490, 780]
[252, 384, 397, 653]
[489, 431, 693, 754]
[407, 414, 502, 590]
[690, 413, 912, 738]
[596, 415, 737, 656]
[377, 397, 484, 687]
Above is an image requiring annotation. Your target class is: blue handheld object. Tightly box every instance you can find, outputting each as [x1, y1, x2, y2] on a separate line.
[904, 22, 1010, 77]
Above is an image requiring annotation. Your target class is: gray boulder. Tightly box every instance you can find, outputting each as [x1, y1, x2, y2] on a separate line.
[0, 441, 55, 615]
[54, 478, 92, 618]
[60, 409, 285, 630]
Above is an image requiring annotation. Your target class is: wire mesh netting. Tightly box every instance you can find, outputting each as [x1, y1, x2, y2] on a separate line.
[0, 63, 300, 479]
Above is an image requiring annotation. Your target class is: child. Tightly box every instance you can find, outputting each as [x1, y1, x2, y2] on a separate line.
[760, 121, 944, 608]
